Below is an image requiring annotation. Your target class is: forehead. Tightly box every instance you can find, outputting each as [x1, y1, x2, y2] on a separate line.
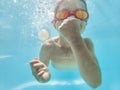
[56, 0, 86, 11]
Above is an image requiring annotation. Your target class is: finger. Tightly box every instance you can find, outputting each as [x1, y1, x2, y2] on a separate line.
[29, 59, 40, 65]
[37, 70, 44, 77]
[37, 67, 48, 72]
[29, 61, 40, 72]
[33, 63, 44, 69]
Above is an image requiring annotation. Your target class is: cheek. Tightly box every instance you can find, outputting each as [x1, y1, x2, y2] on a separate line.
[55, 21, 63, 29]
[80, 22, 86, 33]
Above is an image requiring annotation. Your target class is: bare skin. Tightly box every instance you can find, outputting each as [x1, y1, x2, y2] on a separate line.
[30, 0, 102, 88]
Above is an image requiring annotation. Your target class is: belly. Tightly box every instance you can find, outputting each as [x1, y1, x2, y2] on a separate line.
[51, 57, 77, 70]
[51, 47, 77, 70]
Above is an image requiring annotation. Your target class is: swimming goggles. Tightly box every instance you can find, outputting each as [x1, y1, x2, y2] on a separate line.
[52, 9, 89, 25]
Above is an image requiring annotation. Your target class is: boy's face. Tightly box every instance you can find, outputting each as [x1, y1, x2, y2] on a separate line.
[53, 0, 88, 33]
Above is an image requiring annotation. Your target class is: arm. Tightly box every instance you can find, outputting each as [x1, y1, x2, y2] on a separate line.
[69, 36, 101, 88]
[84, 38, 100, 66]
[58, 18, 101, 88]
[30, 41, 52, 83]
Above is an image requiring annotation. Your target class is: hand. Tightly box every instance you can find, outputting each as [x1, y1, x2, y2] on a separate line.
[29, 58, 51, 83]
[58, 18, 81, 42]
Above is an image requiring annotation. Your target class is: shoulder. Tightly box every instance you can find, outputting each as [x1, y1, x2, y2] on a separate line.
[83, 37, 94, 52]
[84, 38, 93, 45]
[41, 36, 59, 50]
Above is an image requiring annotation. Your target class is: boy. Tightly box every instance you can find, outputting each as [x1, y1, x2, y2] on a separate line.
[30, 0, 102, 88]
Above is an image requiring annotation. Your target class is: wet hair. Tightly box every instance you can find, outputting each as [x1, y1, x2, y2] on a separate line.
[54, 0, 87, 12]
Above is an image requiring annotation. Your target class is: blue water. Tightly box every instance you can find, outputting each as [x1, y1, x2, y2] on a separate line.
[0, 0, 120, 90]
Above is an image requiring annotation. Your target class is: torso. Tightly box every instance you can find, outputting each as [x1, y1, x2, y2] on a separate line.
[49, 36, 77, 70]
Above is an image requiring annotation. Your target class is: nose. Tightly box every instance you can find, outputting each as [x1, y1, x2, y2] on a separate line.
[67, 15, 76, 19]
[66, 16, 82, 23]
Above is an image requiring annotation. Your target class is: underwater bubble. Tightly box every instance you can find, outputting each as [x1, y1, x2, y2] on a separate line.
[38, 29, 50, 41]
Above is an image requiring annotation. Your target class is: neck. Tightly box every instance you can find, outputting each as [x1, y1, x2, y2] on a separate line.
[58, 36, 70, 48]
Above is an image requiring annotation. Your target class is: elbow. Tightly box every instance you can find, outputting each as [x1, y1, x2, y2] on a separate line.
[90, 73, 102, 89]
[85, 70, 102, 88]
[91, 78, 102, 89]
[90, 64, 102, 88]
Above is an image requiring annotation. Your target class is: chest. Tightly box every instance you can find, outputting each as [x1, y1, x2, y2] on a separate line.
[52, 46, 74, 60]
[50, 46, 77, 68]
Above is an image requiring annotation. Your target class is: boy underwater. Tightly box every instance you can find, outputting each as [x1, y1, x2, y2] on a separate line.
[30, 0, 102, 88]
